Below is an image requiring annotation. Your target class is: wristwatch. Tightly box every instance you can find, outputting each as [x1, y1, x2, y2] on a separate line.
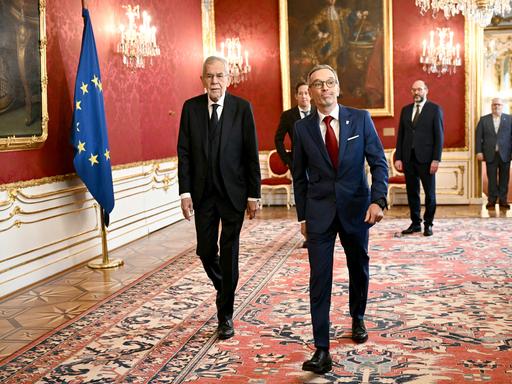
[372, 198, 388, 210]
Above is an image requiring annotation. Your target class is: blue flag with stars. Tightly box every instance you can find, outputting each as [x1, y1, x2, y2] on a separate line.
[71, 9, 114, 226]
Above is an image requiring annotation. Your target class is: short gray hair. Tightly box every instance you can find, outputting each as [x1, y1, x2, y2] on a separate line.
[307, 64, 339, 84]
[202, 56, 229, 77]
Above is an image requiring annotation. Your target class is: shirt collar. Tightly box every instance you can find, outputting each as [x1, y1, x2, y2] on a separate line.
[415, 99, 427, 109]
[318, 104, 340, 123]
[208, 93, 226, 108]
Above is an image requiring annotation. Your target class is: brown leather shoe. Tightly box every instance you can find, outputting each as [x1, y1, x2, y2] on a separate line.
[352, 319, 368, 343]
[302, 348, 332, 374]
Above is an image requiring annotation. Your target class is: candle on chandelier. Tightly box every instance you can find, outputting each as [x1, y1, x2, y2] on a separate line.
[422, 39, 427, 57]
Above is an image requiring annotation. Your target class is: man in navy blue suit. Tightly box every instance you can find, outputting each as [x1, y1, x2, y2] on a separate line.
[292, 64, 388, 374]
[395, 80, 444, 237]
[476, 97, 511, 209]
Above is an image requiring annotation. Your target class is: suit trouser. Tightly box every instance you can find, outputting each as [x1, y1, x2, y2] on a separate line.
[486, 152, 511, 203]
[307, 215, 369, 349]
[403, 151, 436, 226]
[194, 193, 244, 323]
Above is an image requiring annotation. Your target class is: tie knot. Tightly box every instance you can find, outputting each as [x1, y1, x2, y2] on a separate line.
[212, 103, 219, 112]
[323, 115, 333, 126]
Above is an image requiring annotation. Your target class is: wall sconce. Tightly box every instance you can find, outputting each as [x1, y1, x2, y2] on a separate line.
[218, 38, 251, 87]
[420, 28, 461, 76]
[117, 5, 160, 69]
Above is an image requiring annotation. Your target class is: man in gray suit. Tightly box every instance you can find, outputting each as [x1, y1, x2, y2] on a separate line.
[476, 97, 512, 209]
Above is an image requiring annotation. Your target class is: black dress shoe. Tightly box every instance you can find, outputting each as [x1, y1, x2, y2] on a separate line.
[499, 202, 510, 209]
[486, 202, 496, 209]
[401, 224, 421, 235]
[352, 319, 368, 343]
[218, 319, 234, 340]
[423, 225, 433, 237]
[302, 348, 332, 374]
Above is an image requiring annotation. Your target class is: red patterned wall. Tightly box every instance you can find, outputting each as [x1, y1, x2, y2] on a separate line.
[1, 0, 466, 185]
[0, 0, 203, 185]
[215, 0, 466, 150]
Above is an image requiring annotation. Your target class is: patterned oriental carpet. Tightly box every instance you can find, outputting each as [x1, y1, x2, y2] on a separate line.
[0, 218, 511, 384]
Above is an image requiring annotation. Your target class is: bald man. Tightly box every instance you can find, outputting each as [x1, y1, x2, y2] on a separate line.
[395, 80, 444, 237]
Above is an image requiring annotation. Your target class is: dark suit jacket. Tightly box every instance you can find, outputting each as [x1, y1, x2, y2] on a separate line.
[275, 106, 315, 168]
[292, 105, 388, 235]
[396, 100, 444, 164]
[475, 113, 512, 163]
[177, 92, 261, 212]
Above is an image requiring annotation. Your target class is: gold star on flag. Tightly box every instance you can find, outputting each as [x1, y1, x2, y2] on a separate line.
[77, 141, 86, 153]
[88, 154, 99, 166]
[104, 149, 110, 160]
[80, 82, 89, 95]
[92, 75, 100, 88]
[98, 81, 103, 92]
[76, 100, 81, 110]
[76, 122, 80, 132]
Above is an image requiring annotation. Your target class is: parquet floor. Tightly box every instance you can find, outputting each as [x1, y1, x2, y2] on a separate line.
[0, 204, 510, 361]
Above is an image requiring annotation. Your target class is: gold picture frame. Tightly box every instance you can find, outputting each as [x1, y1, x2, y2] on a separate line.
[280, 0, 393, 116]
[0, 0, 48, 151]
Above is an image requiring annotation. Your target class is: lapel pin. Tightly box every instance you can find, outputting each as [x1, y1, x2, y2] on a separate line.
[346, 120, 349, 124]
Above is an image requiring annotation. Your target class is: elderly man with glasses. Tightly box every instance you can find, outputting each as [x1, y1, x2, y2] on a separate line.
[292, 64, 388, 374]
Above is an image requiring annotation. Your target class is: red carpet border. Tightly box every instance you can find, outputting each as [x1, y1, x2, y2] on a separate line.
[0, 218, 511, 383]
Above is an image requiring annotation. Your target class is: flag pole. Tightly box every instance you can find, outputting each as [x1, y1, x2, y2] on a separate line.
[88, 207, 123, 269]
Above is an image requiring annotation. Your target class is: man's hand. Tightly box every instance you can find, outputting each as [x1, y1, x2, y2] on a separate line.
[246, 200, 258, 220]
[476, 153, 484, 161]
[301, 222, 307, 239]
[181, 197, 194, 221]
[394, 160, 403, 172]
[430, 160, 440, 174]
[364, 203, 384, 225]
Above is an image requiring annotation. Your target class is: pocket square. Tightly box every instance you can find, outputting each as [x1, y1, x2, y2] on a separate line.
[347, 135, 359, 141]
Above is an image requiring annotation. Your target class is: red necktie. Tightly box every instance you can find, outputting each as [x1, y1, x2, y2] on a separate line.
[323, 115, 338, 170]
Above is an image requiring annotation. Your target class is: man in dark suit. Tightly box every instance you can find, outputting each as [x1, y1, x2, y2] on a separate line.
[293, 64, 388, 374]
[275, 81, 313, 248]
[395, 80, 444, 237]
[476, 97, 512, 209]
[177, 56, 261, 340]
[274, 81, 313, 169]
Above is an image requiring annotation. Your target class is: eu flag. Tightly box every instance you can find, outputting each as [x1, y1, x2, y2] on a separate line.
[71, 9, 114, 226]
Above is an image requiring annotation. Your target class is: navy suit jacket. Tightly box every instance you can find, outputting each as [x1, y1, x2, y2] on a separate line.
[292, 105, 388, 235]
[177, 92, 261, 212]
[475, 113, 512, 163]
[396, 100, 444, 164]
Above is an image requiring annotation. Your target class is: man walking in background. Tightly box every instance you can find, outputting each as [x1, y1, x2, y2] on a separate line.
[395, 80, 444, 237]
[177, 56, 261, 340]
[275, 81, 314, 248]
[275, 81, 313, 169]
[476, 97, 511, 209]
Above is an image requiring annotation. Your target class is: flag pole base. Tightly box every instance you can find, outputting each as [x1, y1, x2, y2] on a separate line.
[88, 258, 124, 269]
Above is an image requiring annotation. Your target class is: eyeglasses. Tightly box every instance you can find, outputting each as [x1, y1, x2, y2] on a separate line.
[204, 73, 228, 81]
[310, 78, 337, 89]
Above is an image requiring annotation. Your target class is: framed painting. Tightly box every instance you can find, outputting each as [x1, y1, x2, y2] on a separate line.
[280, 0, 393, 116]
[0, 0, 48, 151]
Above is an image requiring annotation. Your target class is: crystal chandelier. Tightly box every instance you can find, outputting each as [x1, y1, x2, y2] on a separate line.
[117, 5, 160, 69]
[415, 0, 512, 27]
[218, 38, 251, 87]
[420, 28, 462, 76]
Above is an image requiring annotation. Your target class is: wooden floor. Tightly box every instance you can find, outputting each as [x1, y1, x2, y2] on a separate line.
[0, 203, 510, 361]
